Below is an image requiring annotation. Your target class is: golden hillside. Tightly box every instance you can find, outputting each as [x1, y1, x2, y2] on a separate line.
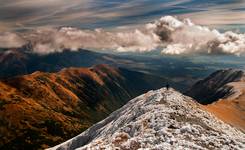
[0, 64, 167, 149]
[204, 79, 245, 132]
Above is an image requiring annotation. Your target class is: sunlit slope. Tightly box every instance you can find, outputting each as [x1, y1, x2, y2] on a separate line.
[0, 64, 167, 149]
[204, 79, 245, 132]
[187, 69, 245, 132]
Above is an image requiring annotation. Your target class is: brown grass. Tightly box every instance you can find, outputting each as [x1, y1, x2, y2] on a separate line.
[203, 81, 245, 132]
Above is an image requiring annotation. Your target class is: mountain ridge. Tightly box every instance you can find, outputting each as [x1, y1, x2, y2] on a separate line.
[186, 69, 245, 132]
[203, 71, 245, 132]
[49, 88, 245, 150]
[186, 69, 244, 104]
[0, 64, 168, 149]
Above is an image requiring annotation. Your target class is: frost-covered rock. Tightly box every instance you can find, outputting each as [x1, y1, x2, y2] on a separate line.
[49, 88, 245, 150]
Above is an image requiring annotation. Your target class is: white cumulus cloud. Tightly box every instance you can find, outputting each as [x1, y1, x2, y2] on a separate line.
[0, 32, 26, 48]
[0, 16, 245, 56]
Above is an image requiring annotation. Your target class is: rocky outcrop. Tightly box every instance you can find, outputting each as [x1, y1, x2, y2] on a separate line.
[49, 88, 245, 150]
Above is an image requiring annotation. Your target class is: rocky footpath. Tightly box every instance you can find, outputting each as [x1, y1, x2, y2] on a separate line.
[49, 88, 245, 150]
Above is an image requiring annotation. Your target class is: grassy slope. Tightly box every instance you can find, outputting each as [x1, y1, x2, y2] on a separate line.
[203, 81, 245, 132]
[0, 64, 167, 149]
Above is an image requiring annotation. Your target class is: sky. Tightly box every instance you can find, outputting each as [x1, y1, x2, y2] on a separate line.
[0, 0, 245, 56]
[0, 0, 245, 32]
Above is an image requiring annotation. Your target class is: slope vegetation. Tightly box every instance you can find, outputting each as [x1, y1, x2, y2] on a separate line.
[187, 69, 245, 132]
[0, 64, 167, 149]
[203, 76, 245, 132]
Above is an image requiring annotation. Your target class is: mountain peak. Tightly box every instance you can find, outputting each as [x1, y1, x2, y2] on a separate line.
[50, 88, 245, 150]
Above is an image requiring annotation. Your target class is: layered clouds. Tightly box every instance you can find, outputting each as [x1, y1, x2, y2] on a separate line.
[0, 16, 245, 56]
[1, 0, 245, 32]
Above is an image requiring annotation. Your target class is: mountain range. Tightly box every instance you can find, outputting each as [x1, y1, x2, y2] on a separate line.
[1, 48, 231, 92]
[47, 68, 245, 149]
[0, 64, 169, 149]
[187, 69, 245, 132]
[0, 48, 116, 79]
[1, 48, 244, 149]
[186, 69, 244, 104]
[202, 71, 245, 132]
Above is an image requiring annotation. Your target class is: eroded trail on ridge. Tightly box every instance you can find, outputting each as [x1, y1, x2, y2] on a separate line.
[50, 88, 245, 150]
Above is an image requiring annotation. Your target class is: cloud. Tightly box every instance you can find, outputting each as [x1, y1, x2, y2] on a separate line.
[0, 32, 26, 48]
[0, 16, 244, 56]
[155, 17, 245, 56]
[23, 27, 160, 55]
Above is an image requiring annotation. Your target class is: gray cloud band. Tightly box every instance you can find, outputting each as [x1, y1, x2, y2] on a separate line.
[0, 16, 244, 56]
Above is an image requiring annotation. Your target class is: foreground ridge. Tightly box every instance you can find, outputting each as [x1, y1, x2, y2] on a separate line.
[50, 88, 245, 150]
